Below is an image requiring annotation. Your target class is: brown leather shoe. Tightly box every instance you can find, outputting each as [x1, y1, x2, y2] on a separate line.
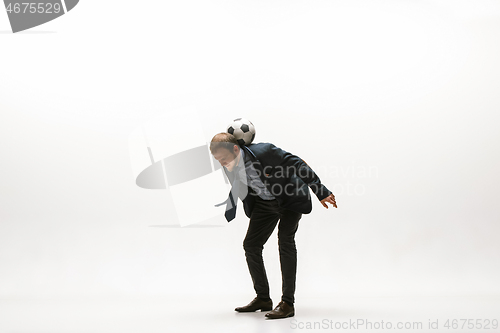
[235, 297, 273, 312]
[265, 301, 295, 319]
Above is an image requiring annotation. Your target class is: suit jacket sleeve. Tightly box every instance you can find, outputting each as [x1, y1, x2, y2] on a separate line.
[258, 143, 332, 201]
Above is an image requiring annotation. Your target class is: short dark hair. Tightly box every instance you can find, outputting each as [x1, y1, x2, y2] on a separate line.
[210, 132, 238, 154]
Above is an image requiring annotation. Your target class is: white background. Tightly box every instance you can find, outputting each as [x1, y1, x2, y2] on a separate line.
[1, 1, 499, 332]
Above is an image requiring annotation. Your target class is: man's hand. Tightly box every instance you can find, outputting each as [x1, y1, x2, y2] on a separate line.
[320, 193, 337, 209]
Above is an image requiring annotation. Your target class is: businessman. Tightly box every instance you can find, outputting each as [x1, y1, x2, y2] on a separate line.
[210, 133, 337, 319]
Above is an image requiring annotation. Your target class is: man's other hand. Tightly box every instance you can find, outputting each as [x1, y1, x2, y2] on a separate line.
[320, 194, 337, 209]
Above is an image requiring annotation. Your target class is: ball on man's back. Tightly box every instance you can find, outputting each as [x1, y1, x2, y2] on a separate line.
[227, 118, 256, 146]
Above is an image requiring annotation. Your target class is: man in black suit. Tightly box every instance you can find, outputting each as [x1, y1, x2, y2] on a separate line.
[210, 133, 337, 319]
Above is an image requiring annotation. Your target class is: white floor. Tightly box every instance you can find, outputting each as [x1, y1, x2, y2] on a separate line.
[1, 293, 499, 333]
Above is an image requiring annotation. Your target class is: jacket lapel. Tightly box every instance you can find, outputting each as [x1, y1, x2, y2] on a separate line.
[241, 145, 264, 174]
[241, 145, 269, 184]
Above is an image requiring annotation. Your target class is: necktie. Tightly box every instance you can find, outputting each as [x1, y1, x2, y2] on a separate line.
[214, 170, 240, 222]
[224, 172, 240, 222]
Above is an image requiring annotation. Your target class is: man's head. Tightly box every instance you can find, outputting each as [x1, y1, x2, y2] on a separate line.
[210, 132, 240, 171]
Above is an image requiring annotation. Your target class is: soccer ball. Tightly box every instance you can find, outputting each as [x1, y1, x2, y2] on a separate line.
[227, 118, 256, 146]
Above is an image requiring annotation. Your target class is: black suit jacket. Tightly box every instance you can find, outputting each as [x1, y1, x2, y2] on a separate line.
[222, 142, 332, 218]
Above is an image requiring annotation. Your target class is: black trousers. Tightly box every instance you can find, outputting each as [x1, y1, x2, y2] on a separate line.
[243, 195, 302, 304]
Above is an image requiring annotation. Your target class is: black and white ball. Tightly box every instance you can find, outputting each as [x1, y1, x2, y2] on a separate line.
[227, 118, 256, 146]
